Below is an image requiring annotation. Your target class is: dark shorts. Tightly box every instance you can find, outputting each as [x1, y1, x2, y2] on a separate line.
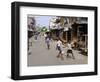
[57, 46, 62, 53]
[67, 49, 73, 53]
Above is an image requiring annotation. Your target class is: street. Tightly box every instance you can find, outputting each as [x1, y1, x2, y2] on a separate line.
[28, 35, 88, 67]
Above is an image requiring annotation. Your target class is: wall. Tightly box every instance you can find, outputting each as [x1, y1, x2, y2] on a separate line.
[0, 0, 99, 82]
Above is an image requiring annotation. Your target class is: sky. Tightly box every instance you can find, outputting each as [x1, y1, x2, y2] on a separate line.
[34, 15, 53, 28]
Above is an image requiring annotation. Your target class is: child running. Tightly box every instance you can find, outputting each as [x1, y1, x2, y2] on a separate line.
[56, 38, 64, 60]
[66, 41, 75, 59]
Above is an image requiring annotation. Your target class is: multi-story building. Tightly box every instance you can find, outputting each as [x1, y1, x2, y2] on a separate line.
[28, 15, 36, 34]
[49, 16, 88, 50]
[63, 17, 88, 49]
[49, 16, 64, 40]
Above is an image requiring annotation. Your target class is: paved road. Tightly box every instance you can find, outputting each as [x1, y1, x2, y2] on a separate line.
[28, 36, 87, 67]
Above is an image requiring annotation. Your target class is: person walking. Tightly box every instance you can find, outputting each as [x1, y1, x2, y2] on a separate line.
[44, 33, 47, 43]
[34, 32, 38, 40]
[45, 35, 51, 50]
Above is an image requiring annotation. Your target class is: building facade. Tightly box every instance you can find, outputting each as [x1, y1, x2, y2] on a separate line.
[49, 16, 88, 50]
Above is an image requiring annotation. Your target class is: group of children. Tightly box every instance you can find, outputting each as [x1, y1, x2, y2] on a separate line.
[44, 33, 75, 60]
[56, 38, 75, 60]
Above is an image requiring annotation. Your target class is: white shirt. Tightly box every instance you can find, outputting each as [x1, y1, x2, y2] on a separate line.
[57, 40, 62, 47]
[44, 34, 47, 38]
[67, 43, 72, 50]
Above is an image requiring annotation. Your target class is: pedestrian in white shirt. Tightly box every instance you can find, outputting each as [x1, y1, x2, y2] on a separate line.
[56, 39, 64, 60]
[66, 41, 75, 59]
[44, 33, 47, 43]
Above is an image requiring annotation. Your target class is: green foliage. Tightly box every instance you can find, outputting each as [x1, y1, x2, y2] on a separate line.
[41, 26, 48, 32]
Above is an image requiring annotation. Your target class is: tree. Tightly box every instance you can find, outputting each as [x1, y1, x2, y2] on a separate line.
[41, 26, 47, 32]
